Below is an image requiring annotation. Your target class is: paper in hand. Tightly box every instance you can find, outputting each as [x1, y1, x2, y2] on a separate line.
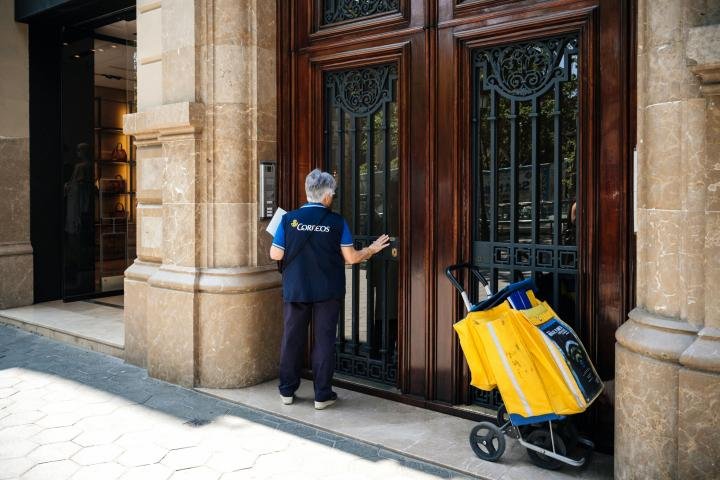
[265, 207, 286, 237]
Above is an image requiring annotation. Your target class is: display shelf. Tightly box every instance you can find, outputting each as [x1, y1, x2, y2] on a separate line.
[94, 94, 136, 291]
[97, 160, 135, 165]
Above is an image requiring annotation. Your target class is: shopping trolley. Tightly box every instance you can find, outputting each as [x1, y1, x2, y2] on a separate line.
[445, 263, 601, 470]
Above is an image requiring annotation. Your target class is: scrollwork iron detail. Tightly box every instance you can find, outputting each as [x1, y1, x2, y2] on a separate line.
[326, 64, 397, 117]
[322, 0, 400, 25]
[474, 36, 578, 101]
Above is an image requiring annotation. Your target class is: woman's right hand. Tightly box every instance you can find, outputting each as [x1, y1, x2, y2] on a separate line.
[368, 234, 391, 254]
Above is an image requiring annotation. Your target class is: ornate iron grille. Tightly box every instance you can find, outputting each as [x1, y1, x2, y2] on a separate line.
[470, 35, 580, 409]
[324, 64, 400, 385]
[322, 0, 400, 25]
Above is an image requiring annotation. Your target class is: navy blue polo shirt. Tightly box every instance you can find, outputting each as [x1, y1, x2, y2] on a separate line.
[272, 203, 353, 303]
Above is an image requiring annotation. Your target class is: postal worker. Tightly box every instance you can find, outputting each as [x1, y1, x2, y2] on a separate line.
[270, 169, 390, 409]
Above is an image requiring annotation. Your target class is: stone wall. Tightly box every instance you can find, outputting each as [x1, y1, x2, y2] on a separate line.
[615, 0, 720, 478]
[124, 0, 282, 388]
[0, 0, 32, 309]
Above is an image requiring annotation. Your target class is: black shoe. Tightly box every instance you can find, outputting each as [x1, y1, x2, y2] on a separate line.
[314, 392, 337, 410]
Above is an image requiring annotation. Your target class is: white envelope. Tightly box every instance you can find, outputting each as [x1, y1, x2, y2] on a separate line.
[265, 207, 287, 237]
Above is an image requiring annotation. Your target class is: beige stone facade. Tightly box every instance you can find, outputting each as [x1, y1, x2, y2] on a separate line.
[0, 0, 717, 474]
[615, 0, 720, 478]
[0, 0, 32, 310]
[123, 0, 283, 387]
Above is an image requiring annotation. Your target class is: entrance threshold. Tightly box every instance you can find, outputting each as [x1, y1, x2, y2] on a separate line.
[0, 298, 124, 358]
[198, 381, 612, 479]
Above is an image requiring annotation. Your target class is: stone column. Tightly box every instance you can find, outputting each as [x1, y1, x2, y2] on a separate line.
[615, 1, 720, 478]
[124, 0, 282, 388]
[0, 0, 32, 309]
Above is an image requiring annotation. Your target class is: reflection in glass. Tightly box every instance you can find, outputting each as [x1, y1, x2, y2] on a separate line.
[471, 34, 580, 340]
[61, 15, 137, 299]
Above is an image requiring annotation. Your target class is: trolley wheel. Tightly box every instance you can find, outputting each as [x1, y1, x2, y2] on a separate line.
[525, 428, 567, 470]
[469, 422, 506, 462]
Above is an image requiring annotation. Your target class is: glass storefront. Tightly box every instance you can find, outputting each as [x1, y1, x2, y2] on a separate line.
[60, 14, 136, 300]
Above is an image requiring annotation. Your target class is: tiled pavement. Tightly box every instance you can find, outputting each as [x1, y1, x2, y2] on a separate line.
[0, 324, 471, 480]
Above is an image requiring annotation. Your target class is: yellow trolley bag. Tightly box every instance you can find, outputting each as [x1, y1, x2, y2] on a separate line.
[446, 264, 598, 470]
[473, 309, 555, 419]
[514, 302, 603, 410]
[452, 304, 508, 391]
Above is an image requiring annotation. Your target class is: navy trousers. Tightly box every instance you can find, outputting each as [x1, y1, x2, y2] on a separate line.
[278, 299, 340, 402]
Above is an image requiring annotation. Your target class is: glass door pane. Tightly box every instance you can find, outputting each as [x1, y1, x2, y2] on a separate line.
[60, 15, 137, 300]
[61, 30, 96, 299]
[325, 63, 400, 385]
[471, 34, 581, 408]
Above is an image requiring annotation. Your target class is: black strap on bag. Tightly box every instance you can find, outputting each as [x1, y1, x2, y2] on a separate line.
[277, 209, 331, 274]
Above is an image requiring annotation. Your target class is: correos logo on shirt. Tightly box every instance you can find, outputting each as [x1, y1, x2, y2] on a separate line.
[290, 219, 330, 233]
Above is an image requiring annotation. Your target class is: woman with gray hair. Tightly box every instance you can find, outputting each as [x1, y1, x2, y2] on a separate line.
[270, 169, 390, 409]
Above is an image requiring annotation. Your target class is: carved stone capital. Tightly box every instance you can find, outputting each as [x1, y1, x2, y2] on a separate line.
[690, 63, 720, 97]
[123, 102, 205, 137]
[687, 24, 720, 97]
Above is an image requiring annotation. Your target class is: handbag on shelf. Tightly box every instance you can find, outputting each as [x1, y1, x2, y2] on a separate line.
[112, 202, 127, 219]
[100, 174, 126, 194]
[111, 143, 128, 162]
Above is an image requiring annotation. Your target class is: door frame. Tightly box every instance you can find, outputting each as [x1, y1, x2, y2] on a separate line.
[452, 7, 599, 404]
[278, 1, 635, 429]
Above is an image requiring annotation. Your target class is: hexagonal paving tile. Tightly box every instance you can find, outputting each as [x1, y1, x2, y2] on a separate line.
[217, 426, 291, 456]
[115, 431, 158, 449]
[116, 444, 168, 467]
[0, 410, 46, 427]
[73, 429, 123, 447]
[28, 441, 82, 463]
[76, 413, 148, 436]
[0, 439, 38, 460]
[168, 466, 220, 480]
[0, 456, 35, 479]
[0, 388, 17, 399]
[40, 400, 84, 415]
[69, 462, 126, 480]
[75, 401, 119, 417]
[2, 398, 46, 415]
[72, 444, 124, 466]
[40, 388, 81, 402]
[0, 423, 42, 442]
[15, 378, 53, 392]
[31, 425, 82, 444]
[145, 428, 200, 451]
[21, 459, 79, 480]
[35, 412, 85, 429]
[205, 451, 257, 473]
[0, 377, 21, 389]
[161, 446, 212, 471]
[118, 463, 174, 480]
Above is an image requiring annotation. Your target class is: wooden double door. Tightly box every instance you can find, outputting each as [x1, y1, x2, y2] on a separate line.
[279, 0, 634, 415]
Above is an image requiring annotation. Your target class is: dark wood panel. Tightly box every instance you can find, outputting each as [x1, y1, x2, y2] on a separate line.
[296, 0, 427, 47]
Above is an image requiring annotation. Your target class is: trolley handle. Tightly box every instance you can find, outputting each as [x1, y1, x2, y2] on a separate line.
[444, 263, 492, 312]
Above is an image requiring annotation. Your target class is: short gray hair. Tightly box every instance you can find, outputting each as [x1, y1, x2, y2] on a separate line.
[305, 169, 336, 203]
